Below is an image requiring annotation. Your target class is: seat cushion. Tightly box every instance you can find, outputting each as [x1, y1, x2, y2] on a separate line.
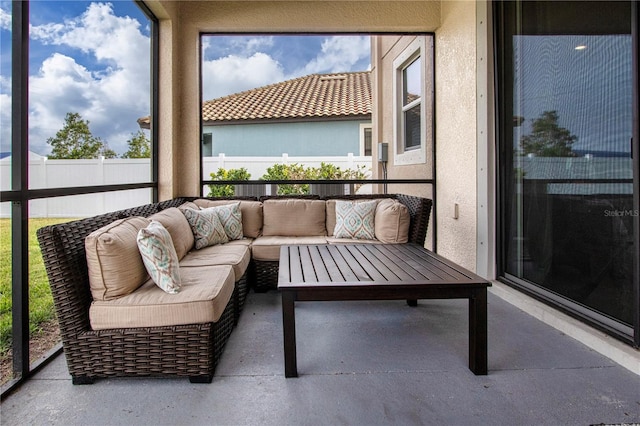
[149, 207, 194, 260]
[89, 264, 235, 330]
[194, 199, 263, 238]
[180, 243, 251, 281]
[85, 216, 151, 301]
[262, 199, 326, 237]
[326, 237, 381, 245]
[251, 236, 328, 261]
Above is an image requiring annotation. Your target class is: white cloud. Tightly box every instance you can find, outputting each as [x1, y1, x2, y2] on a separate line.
[202, 52, 285, 100]
[0, 6, 10, 31]
[25, 3, 150, 155]
[201, 35, 370, 101]
[297, 36, 370, 76]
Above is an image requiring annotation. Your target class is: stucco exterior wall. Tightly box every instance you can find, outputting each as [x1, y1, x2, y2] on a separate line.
[204, 120, 367, 156]
[370, 35, 434, 201]
[370, 34, 435, 248]
[434, 0, 477, 270]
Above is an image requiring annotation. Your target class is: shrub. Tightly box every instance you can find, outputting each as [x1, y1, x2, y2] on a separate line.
[261, 162, 370, 195]
[207, 167, 251, 197]
[261, 163, 309, 195]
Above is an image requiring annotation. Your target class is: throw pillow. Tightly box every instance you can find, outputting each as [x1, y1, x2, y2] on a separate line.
[334, 200, 377, 240]
[136, 220, 181, 294]
[182, 207, 229, 249]
[212, 202, 243, 240]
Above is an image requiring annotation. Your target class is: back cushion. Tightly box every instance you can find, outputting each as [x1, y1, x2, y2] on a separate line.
[149, 207, 194, 260]
[263, 199, 326, 236]
[85, 216, 151, 301]
[374, 199, 411, 243]
[194, 199, 263, 238]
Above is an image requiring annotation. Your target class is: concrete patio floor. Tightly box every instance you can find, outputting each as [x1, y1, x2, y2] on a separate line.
[2, 288, 639, 426]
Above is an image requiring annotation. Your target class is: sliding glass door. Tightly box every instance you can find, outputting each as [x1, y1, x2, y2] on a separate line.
[496, 1, 638, 342]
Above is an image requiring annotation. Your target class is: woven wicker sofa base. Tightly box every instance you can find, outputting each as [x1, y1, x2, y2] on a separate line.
[253, 260, 280, 292]
[37, 194, 432, 383]
[67, 301, 235, 384]
[234, 272, 249, 324]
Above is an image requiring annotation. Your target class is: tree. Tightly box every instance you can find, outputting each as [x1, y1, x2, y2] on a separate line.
[47, 112, 117, 159]
[122, 130, 151, 158]
[520, 110, 577, 157]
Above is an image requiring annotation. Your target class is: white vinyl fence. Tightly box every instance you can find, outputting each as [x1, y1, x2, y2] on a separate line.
[1, 154, 372, 218]
[202, 153, 370, 181]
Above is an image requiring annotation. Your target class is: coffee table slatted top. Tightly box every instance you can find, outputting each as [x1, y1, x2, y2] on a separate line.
[278, 244, 489, 290]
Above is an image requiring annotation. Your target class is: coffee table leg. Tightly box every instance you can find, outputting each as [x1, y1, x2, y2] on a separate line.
[469, 288, 488, 375]
[282, 291, 298, 378]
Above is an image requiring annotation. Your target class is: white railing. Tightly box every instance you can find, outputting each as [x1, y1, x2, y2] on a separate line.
[1, 154, 372, 218]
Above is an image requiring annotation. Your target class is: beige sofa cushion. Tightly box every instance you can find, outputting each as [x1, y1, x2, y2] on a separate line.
[180, 243, 251, 281]
[85, 216, 151, 301]
[251, 236, 328, 261]
[263, 199, 326, 237]
[375, 199, 411, 243]
[89, 264, 235, 330]
[194, 199, 263, 238]
[149, 207, 194, 260]
[326, 237, 381, 245]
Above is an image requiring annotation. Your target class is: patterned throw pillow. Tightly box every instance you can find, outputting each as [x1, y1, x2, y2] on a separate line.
[334, 200, 377, 240]
[211, 202, 243, 240]
[136, 220, 181, 294]
[182, 207, 229, 249]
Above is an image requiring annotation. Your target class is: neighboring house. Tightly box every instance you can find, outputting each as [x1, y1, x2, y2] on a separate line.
[139, 71, 373, 157]
[202, 71, 372, 157]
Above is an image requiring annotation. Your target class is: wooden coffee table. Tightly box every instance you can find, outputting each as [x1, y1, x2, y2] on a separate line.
[278, 243, 491, 377]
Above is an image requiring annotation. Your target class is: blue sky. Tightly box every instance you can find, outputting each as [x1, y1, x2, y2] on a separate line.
[0, 1, 370, 156]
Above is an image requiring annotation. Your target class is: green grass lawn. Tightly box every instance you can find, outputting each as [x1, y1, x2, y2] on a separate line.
[0, 218, 77, 356]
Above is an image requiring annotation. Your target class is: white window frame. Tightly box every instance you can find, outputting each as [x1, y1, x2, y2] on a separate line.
[359, 123, 372, 156]
[392, 37, 427, 165]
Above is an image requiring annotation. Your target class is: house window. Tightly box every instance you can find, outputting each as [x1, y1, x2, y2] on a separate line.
[202, 133, 213, 157]
[402, 58, 421, 150]
[360, 124, 372, 156]
[393, 37, 428, 165]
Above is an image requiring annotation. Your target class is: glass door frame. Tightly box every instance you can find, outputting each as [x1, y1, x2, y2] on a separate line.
[493, 0, 640, 347]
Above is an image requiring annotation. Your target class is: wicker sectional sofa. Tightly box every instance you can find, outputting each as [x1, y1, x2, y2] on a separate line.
[37, 194, 432, 384]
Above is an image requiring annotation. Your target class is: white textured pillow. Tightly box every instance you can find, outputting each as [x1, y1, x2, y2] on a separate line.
[182, 207, 229, 249]
[211, 202, 243, 240]
[334, 200, 377, 240]
[137, 220, 181, 294]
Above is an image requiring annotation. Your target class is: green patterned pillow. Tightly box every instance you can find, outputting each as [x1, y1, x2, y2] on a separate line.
[334, 200, 377, 240]
[136, 220, 181, 294]
[182, 207, 229, 249]
[211, 202, 243, 240]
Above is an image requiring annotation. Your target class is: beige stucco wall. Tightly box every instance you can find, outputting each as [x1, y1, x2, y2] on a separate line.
[434, 0, 477, 271]
[370, 0, 478, 269]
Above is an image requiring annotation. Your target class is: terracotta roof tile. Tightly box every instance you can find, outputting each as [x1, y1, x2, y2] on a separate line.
[202, 71, 371, 123]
